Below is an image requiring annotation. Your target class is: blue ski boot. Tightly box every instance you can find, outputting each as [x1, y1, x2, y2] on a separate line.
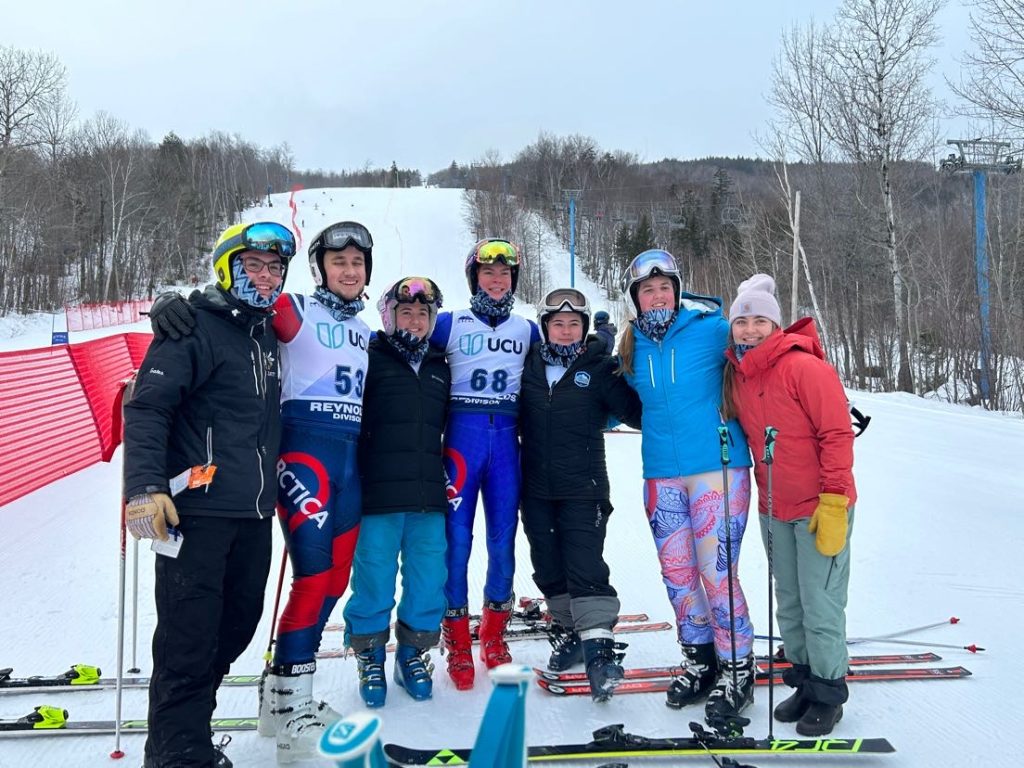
[355, 647, 387, 708]
[393, 644, 434, 701]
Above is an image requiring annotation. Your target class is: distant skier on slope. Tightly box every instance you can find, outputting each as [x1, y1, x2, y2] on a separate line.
[518, 287, 642, 701]
[723, 273, 856, 737]
[429, 239, 541, 690]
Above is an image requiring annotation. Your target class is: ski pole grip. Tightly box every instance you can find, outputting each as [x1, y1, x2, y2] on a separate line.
[763, 426, 778, 464]
[717, 425, 731, 466]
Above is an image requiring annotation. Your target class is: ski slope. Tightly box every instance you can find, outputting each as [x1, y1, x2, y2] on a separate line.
[0, 187, 1021, 767]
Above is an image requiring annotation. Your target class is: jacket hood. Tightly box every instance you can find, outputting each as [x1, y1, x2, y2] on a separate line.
[728, 316, 824, 372]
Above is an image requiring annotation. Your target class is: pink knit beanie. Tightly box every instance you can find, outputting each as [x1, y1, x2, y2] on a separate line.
[729, 273, 782, 326]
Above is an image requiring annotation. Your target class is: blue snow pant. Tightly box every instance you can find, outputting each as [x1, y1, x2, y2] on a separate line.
[442, 411, 520, 610]
[274, 423, 362, 666]
[759, 508, 855, 680]
[343, 512, 448, 649]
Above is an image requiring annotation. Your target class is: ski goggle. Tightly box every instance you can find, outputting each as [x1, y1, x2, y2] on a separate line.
[619, 249, 680, 293]
[240, 255, 286, 276]
[393, 276, 443, 307]
[220, 222, 296, 260]
[541, 287, 589, 314]
[315, 221, 373, 253]
[473, 239, 520, 266]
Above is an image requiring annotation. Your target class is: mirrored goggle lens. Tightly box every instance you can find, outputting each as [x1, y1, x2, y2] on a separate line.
[243, 222, 296, 258]
[620, 249, 678, 291]
[543, 288, 588, 313]
[395, 277, 442, 305]
[241, 255, 286, 276]
[475, 240, 520, 266]
[323, 222, 373, 251]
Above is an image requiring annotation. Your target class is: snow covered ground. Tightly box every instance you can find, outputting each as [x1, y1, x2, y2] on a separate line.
[1, 188, 1021, 766]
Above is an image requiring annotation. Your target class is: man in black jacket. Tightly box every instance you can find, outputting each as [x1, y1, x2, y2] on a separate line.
[342, 276, 451, 707]
[124, 221, 293, 768]
[518, 288, 642, 702]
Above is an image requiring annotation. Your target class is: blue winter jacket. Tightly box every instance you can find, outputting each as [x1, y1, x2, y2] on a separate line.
[625, 293, 752, 478]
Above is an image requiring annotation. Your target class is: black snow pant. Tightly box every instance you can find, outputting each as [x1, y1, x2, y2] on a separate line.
[144, 515, 272, 768]
[520, 497, 619, 632]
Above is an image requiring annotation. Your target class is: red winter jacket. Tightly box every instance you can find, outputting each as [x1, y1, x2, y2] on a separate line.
[725, 318, 856, 522]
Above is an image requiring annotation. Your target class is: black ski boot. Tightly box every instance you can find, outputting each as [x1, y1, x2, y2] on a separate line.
[796, 675, 848, 736]
[546, 625, 583, 671]
[581, 629, 624, 702]
[773, 662, 811, 722]
[665, 642, 717, 709]
[704, 653, 756, 726]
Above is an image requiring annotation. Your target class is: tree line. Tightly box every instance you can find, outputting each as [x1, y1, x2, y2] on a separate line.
[0, 47, 420, 315]
[449, 0, 1024, 414]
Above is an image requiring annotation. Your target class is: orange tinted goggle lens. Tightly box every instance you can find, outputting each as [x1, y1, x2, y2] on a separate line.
[396, 276, 440, 304]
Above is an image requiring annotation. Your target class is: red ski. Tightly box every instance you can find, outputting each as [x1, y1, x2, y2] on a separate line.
[534, 651, 943, 682]
[536, 665, 972, 696]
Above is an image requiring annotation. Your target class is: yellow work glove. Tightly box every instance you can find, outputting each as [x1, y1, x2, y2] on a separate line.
[807, 493, 849, 557]
[126, 493, 180, 541]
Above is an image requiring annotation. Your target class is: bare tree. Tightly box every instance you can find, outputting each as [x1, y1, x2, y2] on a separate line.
[823, 0, 944, 392]
[950, 0, 1024, 131]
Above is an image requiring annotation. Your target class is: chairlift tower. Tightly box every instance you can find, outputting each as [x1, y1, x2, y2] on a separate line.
[939, 139, 1022, 403]
[562, 189, 582, 287]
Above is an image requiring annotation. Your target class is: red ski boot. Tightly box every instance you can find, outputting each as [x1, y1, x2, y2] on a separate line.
[442, 608, 475, 690]
[478, 599, 513, 669]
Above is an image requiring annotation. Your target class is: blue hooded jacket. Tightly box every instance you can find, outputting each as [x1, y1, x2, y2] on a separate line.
[624, 292, 751, 478]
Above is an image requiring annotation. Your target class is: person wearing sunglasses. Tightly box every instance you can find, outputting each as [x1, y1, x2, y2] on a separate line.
[616, 248, 755, 728]
[123, 221, 292, 768]
[517, 288, 642, 702]
[341, 276, 450, 707]
[147, 220, 375, 762]
[427, 238, 541, 690]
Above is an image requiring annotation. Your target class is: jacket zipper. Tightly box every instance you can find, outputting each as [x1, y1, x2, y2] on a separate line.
[250, 327, 267, 518]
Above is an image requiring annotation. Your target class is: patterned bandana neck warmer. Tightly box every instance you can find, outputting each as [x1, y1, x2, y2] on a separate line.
[314, 287, 364, 322]
[733, 343, 755, 362]
[230, 258, 282, 309]
[539, 340, 585, 368]
[386, 329, 429, 364]
[635, 308, 678, 342]
[470, 289, 515, 319]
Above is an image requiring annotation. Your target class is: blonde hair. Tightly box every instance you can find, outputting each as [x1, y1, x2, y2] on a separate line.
[615, 322, 636, 376]
[721, 361, 738, 421]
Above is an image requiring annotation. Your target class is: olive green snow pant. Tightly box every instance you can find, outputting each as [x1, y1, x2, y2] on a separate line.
[759, 508, 854, 680]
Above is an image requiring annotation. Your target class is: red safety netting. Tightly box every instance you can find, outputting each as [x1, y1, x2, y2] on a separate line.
[65, 300, 154, 332]
[0, 332, 152, 508]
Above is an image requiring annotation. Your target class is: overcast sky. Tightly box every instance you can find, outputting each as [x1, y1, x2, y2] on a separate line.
[5, 0, 976, 175]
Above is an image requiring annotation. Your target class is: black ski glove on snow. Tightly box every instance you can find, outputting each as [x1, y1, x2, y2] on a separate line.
[149, 292, 196, 340]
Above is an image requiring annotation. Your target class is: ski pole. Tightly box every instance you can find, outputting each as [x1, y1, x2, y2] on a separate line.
[716, 426, 738, 701]
[756, 616, 960, 645]
[110, 379, 132, 761]
[846, 637, 984, 652]
[762, 426, 779, 741]
[129, 538, 140, 674]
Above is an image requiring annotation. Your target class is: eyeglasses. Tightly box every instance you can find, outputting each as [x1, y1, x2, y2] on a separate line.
[619, 249, 680, 293]
[541, 288, 589, 314]
[317, 221, 373, 253]
[237, 222, 296, 259]
[473, 239, 520, 266]
[394, 276, 442, 306]
[241, 255, 286, 276]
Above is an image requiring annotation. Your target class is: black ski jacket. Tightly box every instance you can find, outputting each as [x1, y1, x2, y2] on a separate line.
[124, 286, 282, 518]
[359, 333, 451, 515]
[518, 335, 642, 500]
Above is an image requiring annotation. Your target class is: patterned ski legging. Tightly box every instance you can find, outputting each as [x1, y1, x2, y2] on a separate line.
[643, 469, 753, 659]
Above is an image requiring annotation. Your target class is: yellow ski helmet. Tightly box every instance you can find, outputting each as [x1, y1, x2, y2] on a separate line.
[212, 222, 296, 291]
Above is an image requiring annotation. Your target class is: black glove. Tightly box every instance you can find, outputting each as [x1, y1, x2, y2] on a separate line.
[149, 292, 196, 340]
